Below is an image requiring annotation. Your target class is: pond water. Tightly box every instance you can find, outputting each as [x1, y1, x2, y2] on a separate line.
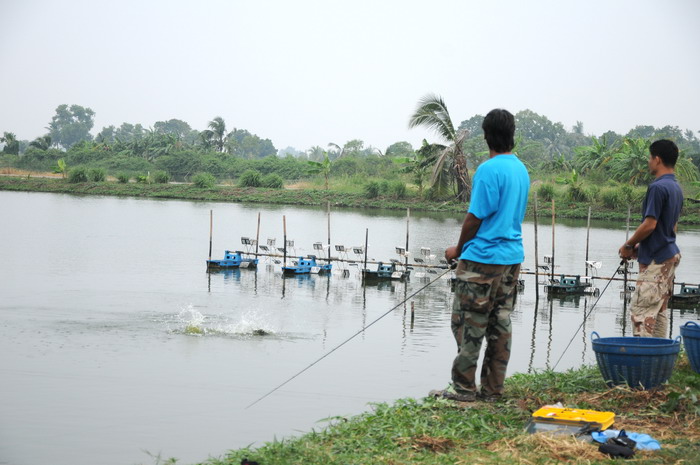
[1, 191, 698, 465]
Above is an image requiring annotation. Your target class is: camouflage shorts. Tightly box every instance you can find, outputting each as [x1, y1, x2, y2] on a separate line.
[631, 254, 680, 338]
[451, 260, 520, 396]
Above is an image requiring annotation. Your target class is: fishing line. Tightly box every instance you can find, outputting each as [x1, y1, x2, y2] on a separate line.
[552, 260, 626, 370]
[246, 267, 453, 409]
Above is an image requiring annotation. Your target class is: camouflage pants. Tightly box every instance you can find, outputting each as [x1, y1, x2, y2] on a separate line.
[451, 260, 520, 396]
[631, 254, 680, 338]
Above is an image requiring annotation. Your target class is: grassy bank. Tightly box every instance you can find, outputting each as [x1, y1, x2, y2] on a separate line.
[0, 175, 463, 212]
[193, 357, 699, 465]
[2, 175, 700, 224]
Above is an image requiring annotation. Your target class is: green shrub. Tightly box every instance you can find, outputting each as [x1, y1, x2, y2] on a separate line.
[136, 173, 150, 183]
[537, 183, 556, 202]
[193, 172, 216, 188]
[152, 170, 170, 184]
[68, 166, 88, 183]
[238, 169, 262, 187]
[631, 186, 646, 205]
[260, 173, 284, 189]
[116, 172, 130, 183]
[600, 187, 623, 209]
[88, 167, 106, 182]
[389, 180, 407, 199]
[567, 184, 591, 202]
[619, 185, 634, 205]
[364, 181, 381, 198]
[379, 180, 390, 195]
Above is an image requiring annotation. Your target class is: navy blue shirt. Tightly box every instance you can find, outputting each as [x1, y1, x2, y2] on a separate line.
[637, 174, 683, 265]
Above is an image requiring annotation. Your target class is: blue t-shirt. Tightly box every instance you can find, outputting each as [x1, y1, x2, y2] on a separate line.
[637, 174, 683, 265]
[460, 154, 530, 265]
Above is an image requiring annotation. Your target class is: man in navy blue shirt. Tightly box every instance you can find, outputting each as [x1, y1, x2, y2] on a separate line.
[619, 140, 683, 337]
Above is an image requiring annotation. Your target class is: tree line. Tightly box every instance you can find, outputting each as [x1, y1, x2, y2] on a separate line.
[2, 102, 699, 201]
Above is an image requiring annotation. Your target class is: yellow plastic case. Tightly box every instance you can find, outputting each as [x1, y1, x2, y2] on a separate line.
[531, 406, 615, 430]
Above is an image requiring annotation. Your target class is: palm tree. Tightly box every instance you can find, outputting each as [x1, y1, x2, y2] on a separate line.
[1, 132, 19, 155]
[573, 135, 616, 174]
[29, 135, 52, 151]
[408, 94, 470, 202]
[208, 117, 227, 152]
[607, 138, 651, 185]
[538, 153, 571, 173]
[306, 146, 325, 162]
[199, 130, 214, 151]
[674, 148, 700, 183]
[327, 142, 346, 161]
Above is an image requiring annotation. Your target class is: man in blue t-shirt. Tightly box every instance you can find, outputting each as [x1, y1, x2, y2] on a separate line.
[618, 140, 683, 337]
[430, 109, 529, 403]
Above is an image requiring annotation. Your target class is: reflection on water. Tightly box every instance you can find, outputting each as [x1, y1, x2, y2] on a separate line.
[1, 191, 699, 465]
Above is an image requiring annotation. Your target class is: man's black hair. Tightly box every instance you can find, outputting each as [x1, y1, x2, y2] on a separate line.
[482, 109, 515, 153]
[649, 139, 679, 167]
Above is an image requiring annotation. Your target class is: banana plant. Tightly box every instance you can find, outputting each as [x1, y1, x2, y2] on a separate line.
[306, 151, 332, 190]
[52, 159, 67, 179]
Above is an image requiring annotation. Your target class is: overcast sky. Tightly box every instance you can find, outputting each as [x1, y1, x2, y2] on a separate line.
[2, 0, 699, 152]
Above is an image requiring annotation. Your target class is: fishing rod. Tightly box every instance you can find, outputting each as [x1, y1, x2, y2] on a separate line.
[246, 267, 453, 409]
[552, 260, 626, 370]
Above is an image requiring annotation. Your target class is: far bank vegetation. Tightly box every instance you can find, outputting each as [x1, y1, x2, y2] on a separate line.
[2, 103, 700, 214]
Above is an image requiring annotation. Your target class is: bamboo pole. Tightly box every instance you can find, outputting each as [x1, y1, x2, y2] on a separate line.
[255, 212, 261, 256]
[534, 193, 539, 300]
[327, 201, 331, 263]
[363, 228, 369, 278]
[405, 208, 410, 269]
[551, 199, 555, 284]
[208, 209, 213, 262]
[585, 206, 591, 277]
[283, 215, 287, 268]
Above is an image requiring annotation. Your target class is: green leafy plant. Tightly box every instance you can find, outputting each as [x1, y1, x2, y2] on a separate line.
[193, 172, 216, 188]
[306, 152, 332, 189]
[238, 169, 262, 187]
[52, 158, 67, 178]
[600, 187, 622, 209]
[260, 173, 284, 189]
[389, 180, 407, 199]
[152, 170, 171, 184]
[537, 183, 555, 202]
[116, 172, 130, 183]
[364, 181, 381, 198]
[67, 166, 88, 183]
[379, 180, 390, 195]
[88, 167, 106, 182]
[566, 171, 591, 202]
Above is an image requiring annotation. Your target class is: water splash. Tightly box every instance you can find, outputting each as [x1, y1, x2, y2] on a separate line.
[173, 305, 277, 338]
[216, 310, 276, 337]
[178, 305, 206, 336]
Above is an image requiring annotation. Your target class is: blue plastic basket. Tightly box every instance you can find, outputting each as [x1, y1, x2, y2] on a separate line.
[591, 332, 681, 389]
[680, 321, 700, 373]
